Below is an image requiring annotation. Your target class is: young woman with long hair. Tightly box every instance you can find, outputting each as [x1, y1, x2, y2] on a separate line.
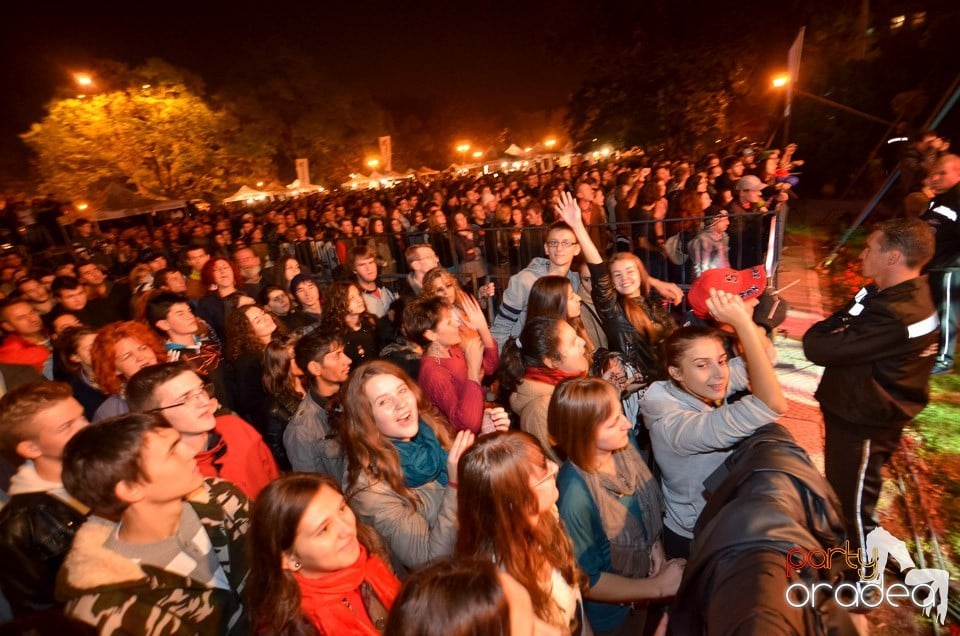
[527, 275, 596, 361]
[320, 281, 385, 367]
[261, 334, 307, 471]
[420, 267, 488, 341]
[456, 431, 589, 635]
[404, 296, 500, 434]
[90, 320, 166, 421]
[54, 325, 106, 420]
[224, 303, 286, 433]
[339, 360, 475, 575]
[366, 217, 397, 275]
[274, 255, 303, 291]
[497, 317, 589, 459]
[247, 473, 401, 636]
[638, 290, 787, 558]
[386, 558, 559, 636]
[557, 192, 681, 383]
[549, 378, 683, 635]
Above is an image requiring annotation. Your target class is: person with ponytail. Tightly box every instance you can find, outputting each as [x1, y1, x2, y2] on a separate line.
[549, 378, 684, 635]
[498, 317, 589, 459]
[638, 289, 787, 559]
[248, 473, 401, 635]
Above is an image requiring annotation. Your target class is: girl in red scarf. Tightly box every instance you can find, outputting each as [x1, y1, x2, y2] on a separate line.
[497, 316, 590, 460]
[248, 473, 400, 635]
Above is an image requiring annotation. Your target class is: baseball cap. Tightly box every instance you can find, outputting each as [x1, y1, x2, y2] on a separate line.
[736, 175, 765, 191]
[687, 265, 767, 319]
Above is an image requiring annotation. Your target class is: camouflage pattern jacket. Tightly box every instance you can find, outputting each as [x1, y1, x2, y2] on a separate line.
[57, 478, 250, 635]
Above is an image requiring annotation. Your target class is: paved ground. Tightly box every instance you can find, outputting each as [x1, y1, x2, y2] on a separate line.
[770, 229, 829, 470]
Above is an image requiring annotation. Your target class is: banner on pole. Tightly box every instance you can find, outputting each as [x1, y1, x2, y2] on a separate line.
[378, 136, 393, 173]
[785, 27, 805, 117]
[295, 158, 311, 186]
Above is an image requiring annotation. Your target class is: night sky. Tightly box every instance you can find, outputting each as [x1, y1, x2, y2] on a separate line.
[1, 0, 620, 181]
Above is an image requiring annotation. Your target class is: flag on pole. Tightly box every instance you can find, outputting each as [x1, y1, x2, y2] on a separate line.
[378, 136, 393, 173]
[295, 158, 311, 186]
[785, 27, 805, 117]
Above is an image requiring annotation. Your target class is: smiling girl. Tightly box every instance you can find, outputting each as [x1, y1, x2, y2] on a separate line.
[638, 290, 787, 558]
[339, 361, 475, 575]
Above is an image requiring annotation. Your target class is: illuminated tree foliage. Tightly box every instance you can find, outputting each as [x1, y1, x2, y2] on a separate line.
[22, 59, 270, 201]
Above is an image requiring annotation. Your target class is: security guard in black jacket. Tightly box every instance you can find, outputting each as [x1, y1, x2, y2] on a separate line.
[804, 218, 939, 559]
[922, 153, 960, 374]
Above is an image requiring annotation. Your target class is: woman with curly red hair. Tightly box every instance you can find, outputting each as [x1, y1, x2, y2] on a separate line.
[90, 321, 166, 421]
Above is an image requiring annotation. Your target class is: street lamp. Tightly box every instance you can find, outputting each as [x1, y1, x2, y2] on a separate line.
[772, 74, 789, 88]
[367, 158, 380, 170]
[456, 142, 471, 164]
[74, 73, 93, 87]
[472, 151, 483, 159]
[544, 138, 557, 149]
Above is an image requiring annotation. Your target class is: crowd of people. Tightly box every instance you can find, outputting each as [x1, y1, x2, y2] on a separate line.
[0, 141, 954, 635]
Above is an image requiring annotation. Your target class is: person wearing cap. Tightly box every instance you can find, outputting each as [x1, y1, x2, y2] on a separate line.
[639, 276, 787, 559]
[688, 206, 730, 279]
[727, 174, 785, 270]
[803, 218, 939, 563]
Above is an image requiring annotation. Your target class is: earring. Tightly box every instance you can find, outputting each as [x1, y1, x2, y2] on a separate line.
[293, 561, 301, 570]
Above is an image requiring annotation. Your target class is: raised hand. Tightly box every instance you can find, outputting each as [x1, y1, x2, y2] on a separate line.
[705, 289, 752, 328]
[555, 190, 582, 228]
[479, 406, 511, 435]
[446, 429, 476, 480]
[457, 291, 488, 331]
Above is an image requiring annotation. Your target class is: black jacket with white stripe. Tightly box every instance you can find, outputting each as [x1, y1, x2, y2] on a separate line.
[803, 276, 939, 439]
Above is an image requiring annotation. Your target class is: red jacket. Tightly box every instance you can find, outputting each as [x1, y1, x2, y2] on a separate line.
[0, 334, 50, 375]
[196, 414, 279, 500]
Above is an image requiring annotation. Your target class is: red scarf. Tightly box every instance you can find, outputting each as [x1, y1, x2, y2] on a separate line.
[295, 545, 400, 636]
[523, 366, 586, 386]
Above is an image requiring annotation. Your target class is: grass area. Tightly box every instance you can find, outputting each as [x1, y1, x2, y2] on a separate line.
[914, 373, 960, 453]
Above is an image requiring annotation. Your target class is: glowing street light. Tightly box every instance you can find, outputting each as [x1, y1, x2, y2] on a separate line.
[76, 202, 89, 211]
[472, 151, 483, 159]
[772, 74, 789, 88]
[544, 138, 557, 149]
[74, 73, 93, 87]
[456, 142, 471, 164]
[367, 158, 380, 169]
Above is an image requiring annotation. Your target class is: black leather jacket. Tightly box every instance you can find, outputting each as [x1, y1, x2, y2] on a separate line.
[588, 262, 675, 379]
[0, 491, 87, 616]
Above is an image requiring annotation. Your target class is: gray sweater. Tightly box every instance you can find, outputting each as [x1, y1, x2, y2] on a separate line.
[639, 357, 781, 538]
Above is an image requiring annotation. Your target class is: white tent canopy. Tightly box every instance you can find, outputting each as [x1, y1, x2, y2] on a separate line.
[223, 185, 271, 203]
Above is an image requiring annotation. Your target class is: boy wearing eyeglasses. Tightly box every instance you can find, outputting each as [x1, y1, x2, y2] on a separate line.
[126, 362, 278, 500]
[490, 221, 583, 351]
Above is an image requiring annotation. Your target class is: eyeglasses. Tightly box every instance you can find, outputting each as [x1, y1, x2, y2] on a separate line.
[150, 383, 215, 412]
[532, 462, 558, 489]
[546, 240, 578, 250]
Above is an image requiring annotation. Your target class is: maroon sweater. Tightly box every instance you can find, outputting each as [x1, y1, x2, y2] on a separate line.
[418, 344, 499, 433]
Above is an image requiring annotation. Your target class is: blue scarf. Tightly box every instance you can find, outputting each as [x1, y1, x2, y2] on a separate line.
[391, 421, 449, 488]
